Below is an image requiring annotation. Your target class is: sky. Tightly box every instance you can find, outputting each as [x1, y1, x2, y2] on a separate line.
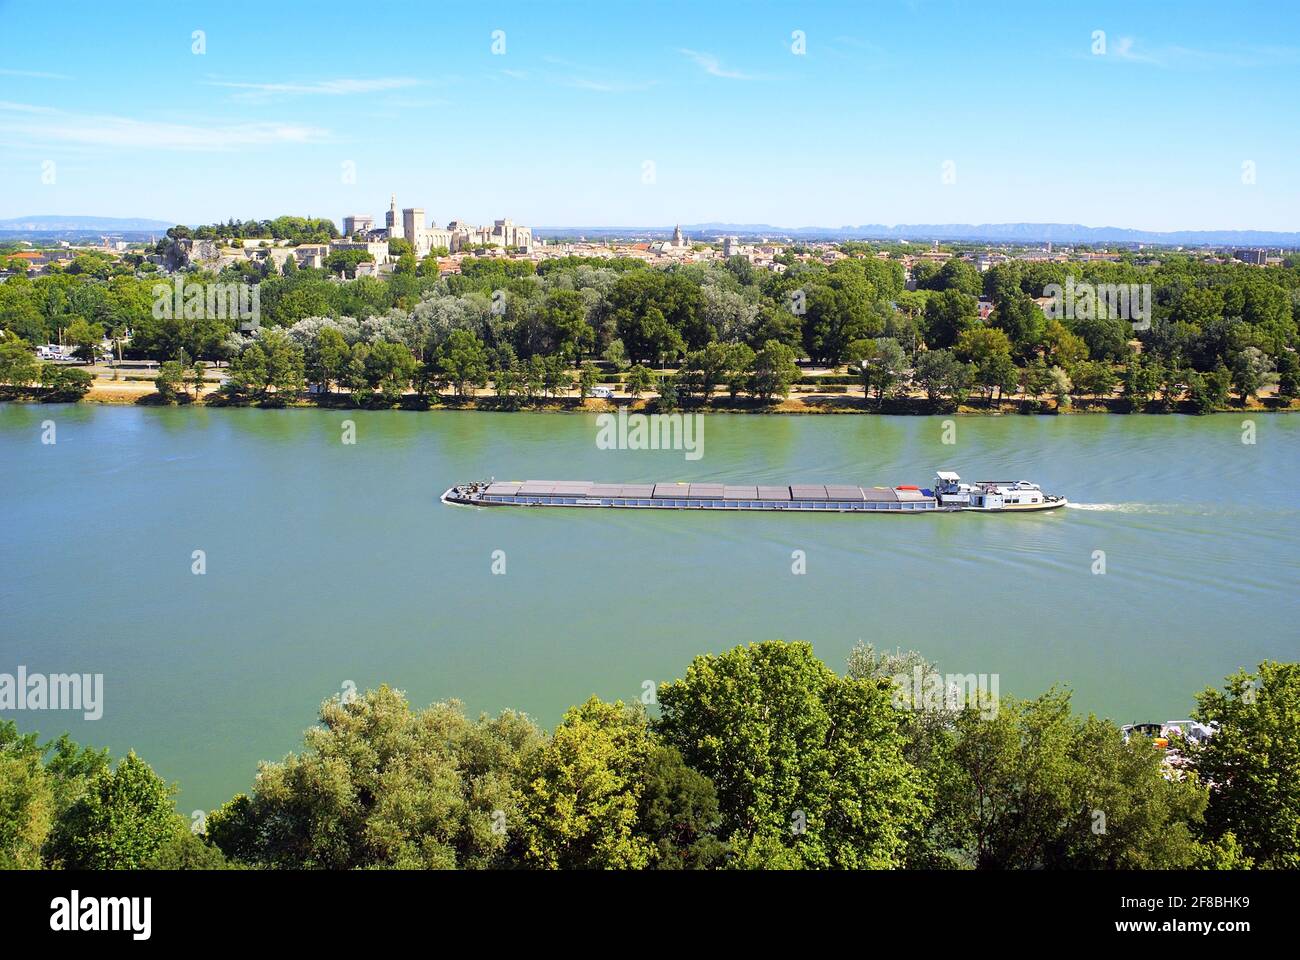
[1, 0, 1297, 232]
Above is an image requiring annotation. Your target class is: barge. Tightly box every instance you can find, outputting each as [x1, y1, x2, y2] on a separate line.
[441, 471, 1066, 514]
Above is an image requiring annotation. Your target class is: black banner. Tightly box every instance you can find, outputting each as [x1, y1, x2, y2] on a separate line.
[0, 869, 1273, 946]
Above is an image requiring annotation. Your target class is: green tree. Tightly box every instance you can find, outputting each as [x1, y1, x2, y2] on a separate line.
[928, 258, 982, 296]
[325, 250, 374, 278]
[923, 289, 978, 350]
[492, 365, 522, 406]
[207, 686, 542, 869]
[1048, 365, 1073, 409]
[932, 690, 1213, 869]
[1193, 662, 1300, 869]
[912, 348, 971, 405]
[656, 640, 926, 869]
[1072, 315, 1134, 363]
[1229, 347, 1270, 404]
[577, 361, 599, 399]
[0, 723, 55, 869]
[438, 329, 489, 397]
[749, 339, 799, 402]
[1186, 363, 1230, 413]
[364, 339, 418, 402]
[1276, 350, 1300, 400]
[48, 752, 177, 869]
[800, 274, 877, 364]
[955, 327, 1017, 404]
[1071, 359, 1118, 402]
[1020, 357, 1053, 403]
[723, 343, 756, 399]
[678, 340, 746, 404]
[155, 360, 186, 402]
[849, 337, 907, 404]
[636, 746, 726, 869]
[64, 318, 102, 364]
[227, 329, 305, 403]
[40, 365, 94, 401]
[540, 353, 572, 398]
[1120, 359, 1160, 410]
[515, 698, 657, 870]
[308, 326, 350, 395]
[539, 289, 594, 362]
[184, 359, 206, 401]
[655, 374, 680, 410]
[1041, 319, 1089, 369]
[0, 276, 46, 342]
[991, 294, 1045, 360]
[345, 342, 371, 403]
[625, 364, 654, 399]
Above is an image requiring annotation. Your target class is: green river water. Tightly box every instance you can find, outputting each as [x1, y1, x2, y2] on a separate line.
[2, 403, 1297, 811]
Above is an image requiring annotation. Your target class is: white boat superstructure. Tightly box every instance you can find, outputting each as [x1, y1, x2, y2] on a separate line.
[932, 471, 1067, 512]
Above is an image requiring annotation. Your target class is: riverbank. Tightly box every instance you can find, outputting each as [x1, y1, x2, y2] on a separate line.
[2, 364, 1296, 415]
[69, 381, 1300, 415]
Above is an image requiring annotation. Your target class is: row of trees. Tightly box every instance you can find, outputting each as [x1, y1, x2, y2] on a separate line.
[5, 242, 1297, 367]
[211, 321, 805, 408]
[3, 238, 1298, 410]
[0, 723, 222, 869]
[162, 218, 340, 244]
[0, 334, 94, 400]
[4, 642, 1296, 870]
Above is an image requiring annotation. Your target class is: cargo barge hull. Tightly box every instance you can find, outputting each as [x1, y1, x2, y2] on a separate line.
[442, 473, 1066, 514]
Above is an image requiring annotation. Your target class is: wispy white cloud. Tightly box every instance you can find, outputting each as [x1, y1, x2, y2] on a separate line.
[1110, 37, 1163, 65]
[0, 101, 330, 150]
[0, 100, 60, 114]
[1107, 37, 1300, 68]
[529, 56, 656, 92]
[203, 77, 422, 100]
[562, 76, 659, 93]
[0, 68, 72, 80]
[677, 48, 753, 80]
[382, 96, 449, 109]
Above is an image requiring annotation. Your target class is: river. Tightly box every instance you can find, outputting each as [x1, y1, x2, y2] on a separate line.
[2, 403, 1297, 811]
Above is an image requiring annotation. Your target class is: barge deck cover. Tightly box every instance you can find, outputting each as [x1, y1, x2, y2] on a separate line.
[468, 479, 941, 510]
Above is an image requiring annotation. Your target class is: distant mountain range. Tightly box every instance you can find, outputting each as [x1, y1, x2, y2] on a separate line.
[0, 215, 175, 232]
[536, 222, 1300, 247]
[2, 216, 1296, 248]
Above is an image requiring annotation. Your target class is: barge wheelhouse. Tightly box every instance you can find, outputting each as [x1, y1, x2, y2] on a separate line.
[932, 472, 1067, 512]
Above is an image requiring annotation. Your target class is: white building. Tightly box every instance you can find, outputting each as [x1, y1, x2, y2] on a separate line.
[355, 195, 533, 256]
[342, 214, 374, 237]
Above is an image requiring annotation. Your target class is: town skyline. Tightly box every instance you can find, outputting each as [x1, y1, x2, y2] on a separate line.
[1, 1, 1298, 231]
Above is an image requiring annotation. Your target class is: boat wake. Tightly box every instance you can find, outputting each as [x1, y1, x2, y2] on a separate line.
[1067, 502, 1171, 514]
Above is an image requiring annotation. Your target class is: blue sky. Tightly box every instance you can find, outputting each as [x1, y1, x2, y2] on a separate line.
[1, 0, 1297, 231]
